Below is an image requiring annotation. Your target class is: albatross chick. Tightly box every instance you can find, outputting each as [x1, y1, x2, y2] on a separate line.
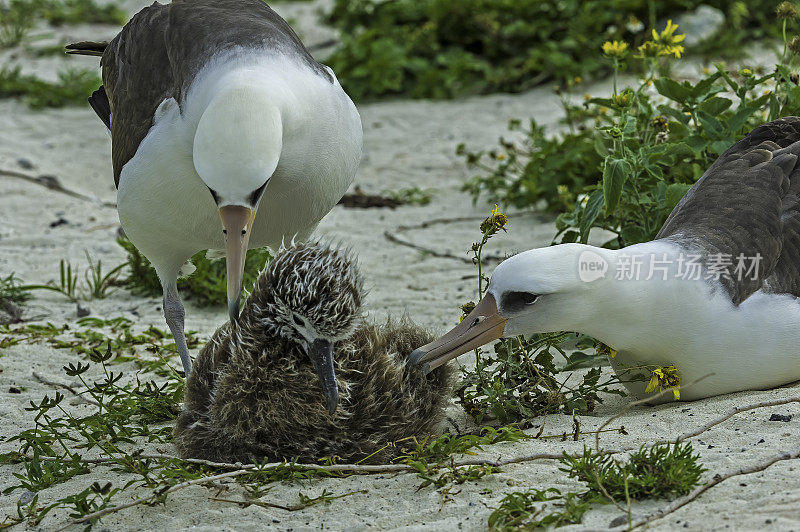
[174, 242, 451, 463]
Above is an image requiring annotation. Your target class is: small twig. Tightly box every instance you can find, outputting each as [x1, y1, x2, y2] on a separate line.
[32, 371, 101, 407]
[0, 168, 116, 208]
[59, 468, 254, 529]
[384, 212, 547, 264]
[619, 448, 800, 530]
[596, 373, 714, 451]
[591, 467, 627, 514]
[211, 489, 367, 512]
[674, 395, 800, 443]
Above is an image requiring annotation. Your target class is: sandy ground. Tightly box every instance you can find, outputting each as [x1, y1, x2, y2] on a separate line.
[1, 1, 800, 530]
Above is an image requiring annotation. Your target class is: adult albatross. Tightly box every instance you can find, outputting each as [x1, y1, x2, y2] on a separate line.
[67, 0, 362, 375]
[412, 117, 800, 402]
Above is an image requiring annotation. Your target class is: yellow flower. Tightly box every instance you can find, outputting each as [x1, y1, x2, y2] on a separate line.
[635, 41, 661, 59]
[480, 204, 508, 235]
[739, 68, 753, 77]
[573, 76, 583, 84]
[602, 40, 629, 58]
[613, 89, 633, 107]
[644, 365, 681, 400]
[650, 19, 686, 58]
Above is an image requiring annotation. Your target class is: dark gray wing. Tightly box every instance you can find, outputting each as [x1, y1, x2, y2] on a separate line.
[100, 2, 174, 187]
[100, 0, 331, 187]
[656, 117, 800, 304]
[88, 86, 111, 130]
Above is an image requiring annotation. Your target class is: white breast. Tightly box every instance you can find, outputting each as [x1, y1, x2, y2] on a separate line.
[116, 51, 362, 279]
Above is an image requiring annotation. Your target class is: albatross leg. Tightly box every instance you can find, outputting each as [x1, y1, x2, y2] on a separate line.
[163, 281, 193, 375]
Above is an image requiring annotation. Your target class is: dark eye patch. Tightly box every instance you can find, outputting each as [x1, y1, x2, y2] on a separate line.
[292, 315, 304, 327]
[501, 291, 539, 312]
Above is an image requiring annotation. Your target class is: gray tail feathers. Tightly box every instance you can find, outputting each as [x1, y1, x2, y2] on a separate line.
[65, 41, 108, 57]
[89, 86, 111, 130]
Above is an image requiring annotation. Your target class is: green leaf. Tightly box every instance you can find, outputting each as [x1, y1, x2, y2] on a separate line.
[561, 352, 598, 372]
[620, 224, 646, 245]
[579, 189, 605, 243]
[696, 110, 725, 138]
[684, 135, 708, 153]
[667, 120, 690, 140]
[710, 139, 733, 155]
[698, 96, 732, 116]
[726, 106, 757, 133]
[665, 183, 693, 210]
[602, 157, 630, 216]
[654, 78, 692, 103]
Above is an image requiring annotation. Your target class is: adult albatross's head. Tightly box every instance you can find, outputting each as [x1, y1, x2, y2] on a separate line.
[193, 84, 283, 322]
[410, 244, 594, 373]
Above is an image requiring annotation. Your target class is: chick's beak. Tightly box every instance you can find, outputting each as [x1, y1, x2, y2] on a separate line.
[219, 205, 256, 322]
[307, 339, 339, 415]
[409, 293, 507, 374]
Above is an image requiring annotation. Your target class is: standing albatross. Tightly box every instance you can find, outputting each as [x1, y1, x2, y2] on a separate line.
[67, 0, 362, 375]
[412, 117, 800, 402]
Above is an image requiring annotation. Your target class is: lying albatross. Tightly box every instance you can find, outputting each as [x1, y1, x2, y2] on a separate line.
[67, 0, 362, 375]
[412, 117, 800, 402]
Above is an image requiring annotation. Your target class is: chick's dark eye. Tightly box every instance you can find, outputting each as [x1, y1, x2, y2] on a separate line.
[501, 291, 539, 312]
[292, 315, 304, 327]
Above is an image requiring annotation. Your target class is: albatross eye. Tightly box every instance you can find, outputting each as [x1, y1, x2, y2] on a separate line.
[501, 291, 539, 313]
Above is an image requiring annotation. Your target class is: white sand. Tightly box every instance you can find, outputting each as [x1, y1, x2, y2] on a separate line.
[1, 2, 799, 530]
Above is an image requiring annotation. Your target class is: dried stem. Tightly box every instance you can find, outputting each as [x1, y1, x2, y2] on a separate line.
[32, 371, 102, 407]
[595, 373, 714, 451]
[0, 168, 116, 208]
[59, 469, 254, 529]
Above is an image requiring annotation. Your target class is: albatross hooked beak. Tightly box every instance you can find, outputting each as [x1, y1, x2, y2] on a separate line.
[219, 205, 256, 322]
[307, 339, 339, 415]
[409, 293, 507, 374]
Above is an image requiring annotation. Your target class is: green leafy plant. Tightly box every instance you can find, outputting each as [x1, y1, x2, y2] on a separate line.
[325, 0, 781, 101]
[488, 442, 705, 530]
[455, 207, 627, 424]
[116, 234, 273, 307]
[0, 65, 102, 108]
[0, 0, 37, 47]
[0, 272, 31, 304]
[462, 16, 800, 247]
[488, 488, 590, 531]
[561, 442, 706, 501]
[385, 186, 434, 206]
[0, 0, 126, 48]
[22, 252, 125, 302]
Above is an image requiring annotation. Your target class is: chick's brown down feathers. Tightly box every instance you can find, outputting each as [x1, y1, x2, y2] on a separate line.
[175, 321, 451, 463]
[173, 243, 451, 464]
